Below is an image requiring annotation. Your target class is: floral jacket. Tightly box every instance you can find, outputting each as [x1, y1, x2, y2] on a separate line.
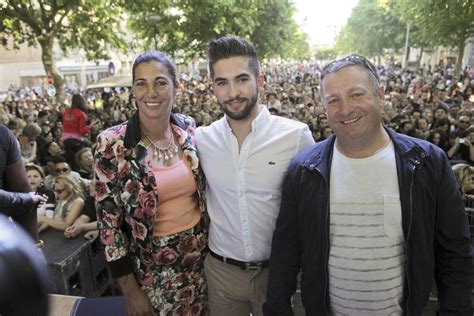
[94, 112, 208, 284]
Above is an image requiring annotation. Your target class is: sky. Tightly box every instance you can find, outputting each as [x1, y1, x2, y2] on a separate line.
[293, 0, 360, 47]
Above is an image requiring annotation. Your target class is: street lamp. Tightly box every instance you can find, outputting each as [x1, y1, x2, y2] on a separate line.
[148, 14, 161, 50]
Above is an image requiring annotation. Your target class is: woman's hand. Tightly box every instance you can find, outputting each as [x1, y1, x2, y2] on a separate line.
[117, 274, 155, 316]
[64, 224, 82, 238]
[123, 288, 155, 316]
[84, 230, 99, 241]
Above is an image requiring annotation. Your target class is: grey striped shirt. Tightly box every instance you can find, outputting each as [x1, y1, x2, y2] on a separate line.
[329, 142, 405, 316]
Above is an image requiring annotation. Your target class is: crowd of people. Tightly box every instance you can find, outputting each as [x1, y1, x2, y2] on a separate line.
[0, 37, 473, 315]
[1, 57, 473, 203]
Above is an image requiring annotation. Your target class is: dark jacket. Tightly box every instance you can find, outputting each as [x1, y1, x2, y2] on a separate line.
[264, 128, 472, 316]
[0, 189, 35, 216]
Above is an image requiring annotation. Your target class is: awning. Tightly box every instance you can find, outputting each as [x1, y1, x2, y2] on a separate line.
[86, 76, 132, 89]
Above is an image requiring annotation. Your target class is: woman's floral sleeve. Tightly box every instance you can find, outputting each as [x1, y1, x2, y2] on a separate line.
[94, 129, 131, 268]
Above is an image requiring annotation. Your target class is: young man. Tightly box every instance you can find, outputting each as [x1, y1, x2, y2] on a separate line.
[195, 37, 314, 316]
[264, 55, 472, 315]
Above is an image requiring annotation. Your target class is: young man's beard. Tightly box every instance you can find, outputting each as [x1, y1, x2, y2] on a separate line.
[220, 90, 258, 120]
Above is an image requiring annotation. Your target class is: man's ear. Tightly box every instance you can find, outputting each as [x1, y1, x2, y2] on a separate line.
[377, 85, 385, 101]
[257, 74, 265, 91]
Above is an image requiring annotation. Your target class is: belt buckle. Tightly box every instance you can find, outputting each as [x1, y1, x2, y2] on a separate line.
[245, 262, 262, 272]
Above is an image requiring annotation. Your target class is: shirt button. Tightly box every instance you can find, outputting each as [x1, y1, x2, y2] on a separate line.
[309, 164, 315, 168]
[420, 152, 426, 158]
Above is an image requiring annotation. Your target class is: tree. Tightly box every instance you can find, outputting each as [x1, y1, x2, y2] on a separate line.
[397, 0, 474, 75]
[125, 0, 310, 60]
[250, 0, 311, 60]
[0, 0, 126, 99]
[315, 46, 338, 64]
[335, 0, 405, 61]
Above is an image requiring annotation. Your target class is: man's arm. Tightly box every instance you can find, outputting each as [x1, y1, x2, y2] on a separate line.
[264, 168, 302, 316]
[0, 189, 33, 212]
[0, 189, 47, 214]
[434, 153, 473, 314]
[3, 159, 37, 240]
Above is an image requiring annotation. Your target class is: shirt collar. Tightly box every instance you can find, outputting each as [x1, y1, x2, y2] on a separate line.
[251, 106, 270, 132]
[222, 105, 270, 133]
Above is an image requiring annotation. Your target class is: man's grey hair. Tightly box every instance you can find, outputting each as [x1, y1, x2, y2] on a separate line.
[320, 54, 381, 100]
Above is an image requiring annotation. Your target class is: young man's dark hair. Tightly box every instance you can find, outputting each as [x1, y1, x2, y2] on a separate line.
[207, 37, 260, 79]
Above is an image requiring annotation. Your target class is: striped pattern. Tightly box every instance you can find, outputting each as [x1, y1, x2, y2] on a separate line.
[328, 142, 405, 316]
[329, 203, 405, 315]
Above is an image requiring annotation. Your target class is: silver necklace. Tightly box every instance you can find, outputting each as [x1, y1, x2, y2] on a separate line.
[144, 128, 179, 160]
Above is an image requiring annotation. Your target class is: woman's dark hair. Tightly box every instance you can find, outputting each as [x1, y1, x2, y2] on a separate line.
[427, 130, 444, 146]
[71, 94, 88, 112]
[432, 117, 451, 132]
[132, 50, 178, 87]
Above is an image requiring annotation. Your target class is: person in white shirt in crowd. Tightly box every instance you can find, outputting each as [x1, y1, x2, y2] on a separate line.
[195, 37, 314, 316]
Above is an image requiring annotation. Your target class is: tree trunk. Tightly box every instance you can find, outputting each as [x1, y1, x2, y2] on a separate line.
[405, 46, 411, 69]
[455, 37, 465, 78]
[38, 37, 64, 101]
[416, 46, 424, 72]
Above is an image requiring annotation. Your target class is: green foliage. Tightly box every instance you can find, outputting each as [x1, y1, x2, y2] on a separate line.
[0, 0, 127, 98]
[124, 0, 310, 60]
[0, 0, 126, 59]
[315, 46, 338, 63]
[397, 0, 474, 49]
[396, 0, 474, 74]
[335, 0, 405, 57]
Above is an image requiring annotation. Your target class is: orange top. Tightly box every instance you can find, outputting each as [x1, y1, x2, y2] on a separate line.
[152, 159, 200, 236]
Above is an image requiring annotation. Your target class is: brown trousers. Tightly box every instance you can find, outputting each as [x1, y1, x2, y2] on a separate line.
[204, 254, 268, 316]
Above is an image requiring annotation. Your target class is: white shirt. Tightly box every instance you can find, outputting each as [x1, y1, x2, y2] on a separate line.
[329, 142, 405, 315]
[196, 107, 314, 261]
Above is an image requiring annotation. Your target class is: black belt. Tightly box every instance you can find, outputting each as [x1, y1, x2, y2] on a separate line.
[209, 249, 269, 271]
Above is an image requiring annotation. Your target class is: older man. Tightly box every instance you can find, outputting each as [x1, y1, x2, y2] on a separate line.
[264, 54, 472, 315]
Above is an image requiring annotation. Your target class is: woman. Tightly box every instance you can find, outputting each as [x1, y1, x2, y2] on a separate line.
[427, 130, 444, 149]
[62, 93, 92, 169]
[17, 123, 42, 163]
[94, 51, 209, 315]
[25, 164, 55, 216]
[452, 163, 474, 202]
[64, 185, 98, 241]
[44, 141, 65, 161]
[37, 174, 84, 232]
[74, 147, 94, 179]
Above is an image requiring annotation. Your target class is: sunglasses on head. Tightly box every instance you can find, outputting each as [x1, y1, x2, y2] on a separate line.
[55, 167, 69, 173]
[321, 54, 380, 84]
[54, 188, 66, 194]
